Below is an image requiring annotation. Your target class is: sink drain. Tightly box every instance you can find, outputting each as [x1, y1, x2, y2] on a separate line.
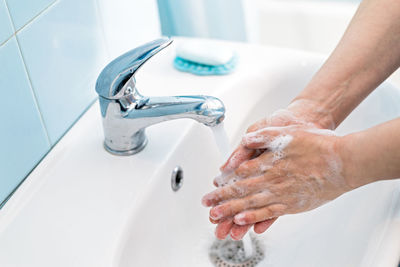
[209, 234, 264, 267]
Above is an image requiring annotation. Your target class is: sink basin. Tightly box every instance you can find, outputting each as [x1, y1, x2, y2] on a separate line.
[0, 38, 400, 267]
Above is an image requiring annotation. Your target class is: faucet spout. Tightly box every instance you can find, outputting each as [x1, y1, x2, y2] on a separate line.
[96, 38, 226, 156]
[125, 95, 225, 127]
[100, 92, 225, 156]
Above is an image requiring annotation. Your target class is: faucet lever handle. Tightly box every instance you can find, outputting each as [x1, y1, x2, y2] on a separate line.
[96, 38, 173, 99]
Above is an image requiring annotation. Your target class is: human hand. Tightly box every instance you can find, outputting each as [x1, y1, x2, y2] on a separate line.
[203, 125, 351, 229]
[221, 99, 335, 174]
[208, 100, 334, 240]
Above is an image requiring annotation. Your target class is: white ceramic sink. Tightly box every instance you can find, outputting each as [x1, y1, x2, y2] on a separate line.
[0, 38, 400, 267]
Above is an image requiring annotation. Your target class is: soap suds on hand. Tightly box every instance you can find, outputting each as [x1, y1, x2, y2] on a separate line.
[267, 135, 293, 162]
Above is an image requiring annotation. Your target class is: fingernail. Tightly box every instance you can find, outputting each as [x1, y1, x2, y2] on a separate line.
[230, 230, 245, 241]
[210, 208, 223, 220]
[201, 195, 212, 207]
[234, 213, 247, 225]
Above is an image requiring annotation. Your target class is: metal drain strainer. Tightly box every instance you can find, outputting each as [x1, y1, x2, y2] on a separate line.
[209, 234, 264, 267]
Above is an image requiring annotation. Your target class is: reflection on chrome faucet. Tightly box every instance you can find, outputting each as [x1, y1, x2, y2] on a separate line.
[95, 38, 225, 156]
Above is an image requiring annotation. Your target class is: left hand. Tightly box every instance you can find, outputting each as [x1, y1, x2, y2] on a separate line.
[203, 125, 351, 228]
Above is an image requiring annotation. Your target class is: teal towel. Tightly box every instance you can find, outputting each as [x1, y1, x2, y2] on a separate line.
[173, 55, 238, 76]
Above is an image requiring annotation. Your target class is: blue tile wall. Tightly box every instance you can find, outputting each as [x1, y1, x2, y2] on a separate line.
[6, 0, 56, 31]
[0, 0, 108, 206]
[0, 0, 13, 44]
[17, 0, 107, 144]
[0, 37, 50, 204]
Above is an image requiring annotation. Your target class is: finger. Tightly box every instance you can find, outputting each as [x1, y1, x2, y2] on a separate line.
[234, 151, 274, 178]
[209, 191, 274, 221]
[215, 218, 234, 240]
[254, 218, 278, 234]
[220, 145, 255, 173]
[230, 224, 252, 240]
[209, 216, 220, 224]
[202, 176, 268, 207]
[213, 179, 218, 187]
[241, 127, 286, 149]
[247, 118, 269, 133]
[215, 149, 266, 187]
[234, 204, 287, 225]
[213, 172, 242, 187]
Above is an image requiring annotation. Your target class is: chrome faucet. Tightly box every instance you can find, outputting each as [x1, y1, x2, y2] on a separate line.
[95, 38, 225, 155]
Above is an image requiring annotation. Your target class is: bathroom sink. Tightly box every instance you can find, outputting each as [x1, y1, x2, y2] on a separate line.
[116, 57, 400, 267]
[0, 38, 400, 267]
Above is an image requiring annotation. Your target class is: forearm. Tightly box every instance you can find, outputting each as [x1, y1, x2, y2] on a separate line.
[340, 117, 400, 189]
[293, 0, 400, 129]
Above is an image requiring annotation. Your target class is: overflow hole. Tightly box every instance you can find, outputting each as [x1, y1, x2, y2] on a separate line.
[171, 166, 183, 192]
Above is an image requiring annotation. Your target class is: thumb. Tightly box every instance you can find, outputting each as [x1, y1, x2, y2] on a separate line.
[220, 146, 255, 174]
[241, 126, 286, 149]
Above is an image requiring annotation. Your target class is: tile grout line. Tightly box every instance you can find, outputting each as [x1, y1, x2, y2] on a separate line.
[4, 0, 53, 146]
[6, 0, 58, 34]
[0, 0, 59, 208]
[0, 0, 13, 46]
[0, 98, 98, 209]
[0, 34, 12, 47]
[17, 37, 52, 145]
[1, 0, 58, 47]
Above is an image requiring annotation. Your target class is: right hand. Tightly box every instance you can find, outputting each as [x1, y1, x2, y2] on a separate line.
[209, 99, 334, 240]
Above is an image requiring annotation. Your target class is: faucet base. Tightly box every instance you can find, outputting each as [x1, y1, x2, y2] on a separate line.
[103, 138, 148, 156]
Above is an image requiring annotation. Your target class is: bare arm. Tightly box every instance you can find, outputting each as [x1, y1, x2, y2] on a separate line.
[209, 0, 400, 240]
[341, 117, 400, 189]
[294, 0, 400, 129]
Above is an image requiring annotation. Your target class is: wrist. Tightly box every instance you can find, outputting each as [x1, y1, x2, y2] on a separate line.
[335, 132, 379, 190]
[335, 134, 359, 190]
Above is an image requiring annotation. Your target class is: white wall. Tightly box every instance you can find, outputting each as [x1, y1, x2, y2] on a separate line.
[243, 0, 400, 88]
[96, 0, 161, 58]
